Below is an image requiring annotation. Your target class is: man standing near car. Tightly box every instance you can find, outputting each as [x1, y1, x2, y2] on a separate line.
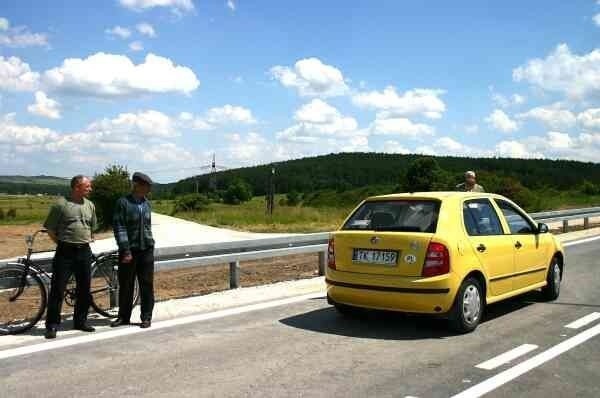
[44, 175, 97, 339]
[111, 172, 155, 329]
[456, 170, 485, 192]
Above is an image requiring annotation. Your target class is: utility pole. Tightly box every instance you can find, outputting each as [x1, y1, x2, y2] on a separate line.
[266, 166, 275, 216]
[209, 153, 217, 191]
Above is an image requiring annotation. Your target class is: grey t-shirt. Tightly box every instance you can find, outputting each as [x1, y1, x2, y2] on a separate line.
[44, 197, 97, 244]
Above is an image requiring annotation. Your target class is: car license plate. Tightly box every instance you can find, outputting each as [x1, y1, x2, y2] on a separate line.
[352, 249, 398, 266]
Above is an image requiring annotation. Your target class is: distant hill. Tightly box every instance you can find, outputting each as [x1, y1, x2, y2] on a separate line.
[0, 175, 70, 195]
[169, 152, 600, 197]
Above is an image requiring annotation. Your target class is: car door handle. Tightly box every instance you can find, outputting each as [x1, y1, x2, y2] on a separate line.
[477, 244, 486, 252]
[515, 241, 522, 249]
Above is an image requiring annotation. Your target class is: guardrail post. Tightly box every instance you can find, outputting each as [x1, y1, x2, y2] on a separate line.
[562, 220, 569, 233]
[229, 261, 240, 289]
[584, 217, 590, 229]
[318, 251, 326, 276]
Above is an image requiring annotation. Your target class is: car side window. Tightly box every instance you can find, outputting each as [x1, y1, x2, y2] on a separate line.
[463, 199, 504, 236]
[495, 199, 536, 234]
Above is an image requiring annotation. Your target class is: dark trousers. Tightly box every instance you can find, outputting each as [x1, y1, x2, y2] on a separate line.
[46, 243, 92, 328]
[118, 248, 155, 322]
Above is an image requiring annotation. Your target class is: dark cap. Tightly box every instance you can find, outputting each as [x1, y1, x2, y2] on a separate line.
[132, 172, 153, 185]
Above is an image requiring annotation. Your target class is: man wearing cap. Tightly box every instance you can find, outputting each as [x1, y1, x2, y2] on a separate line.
[456, 171, 485, 192]
[111, 172, 155, 328]
[44, 175, 97, 339]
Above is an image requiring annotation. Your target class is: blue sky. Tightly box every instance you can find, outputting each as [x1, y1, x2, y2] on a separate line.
[1, 0, 599, 182]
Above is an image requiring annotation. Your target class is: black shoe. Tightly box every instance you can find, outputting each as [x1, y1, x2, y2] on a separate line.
[140, 320, 151, 329]
[74, 323, 95, 332]
[45, 327, 57, 339]
[110, 318, 130, 328]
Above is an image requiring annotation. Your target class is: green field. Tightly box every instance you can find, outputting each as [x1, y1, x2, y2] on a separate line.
[2, 190, 600, 232]
[0, 195, 58, 225]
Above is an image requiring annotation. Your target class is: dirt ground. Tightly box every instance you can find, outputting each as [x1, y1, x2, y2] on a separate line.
[0, 224, 112, 259]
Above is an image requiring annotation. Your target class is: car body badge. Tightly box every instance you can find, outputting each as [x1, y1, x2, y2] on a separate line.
[370, 236, 380, 244]
[410, 241, 420, 250]
[404, 254, 417, 264]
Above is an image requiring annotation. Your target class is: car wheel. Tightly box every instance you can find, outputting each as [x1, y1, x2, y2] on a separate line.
[541, 257, 561, 301]
[334, 303, 360, 317]
[449, 277, 484, 334]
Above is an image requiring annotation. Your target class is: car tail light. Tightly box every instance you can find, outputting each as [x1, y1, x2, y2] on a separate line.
[422, 242, 450, 277]
[327, 238, 336, 270]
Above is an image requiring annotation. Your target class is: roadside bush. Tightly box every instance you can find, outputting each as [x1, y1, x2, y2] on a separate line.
[223, 180, 253, 205]
[7, 208, 17, 219]
[285, 190, 301, 206]
[90, 165, 131, 229]
[174, 194, 209, 213]
[0, 208, 5, 220]
[405, 157, 446, 191]
[581, 180, 599, 196]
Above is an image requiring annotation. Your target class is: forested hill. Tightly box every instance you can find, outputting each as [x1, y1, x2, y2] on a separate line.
[170, 153, 600, 196]
[0, 176, 70, 195]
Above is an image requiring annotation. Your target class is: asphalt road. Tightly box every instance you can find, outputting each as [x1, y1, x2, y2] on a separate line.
[1, 239, 599, 398]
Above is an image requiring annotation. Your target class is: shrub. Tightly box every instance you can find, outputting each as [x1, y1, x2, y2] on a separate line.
[7, 208, 17, 219]
[90, 165, 131, 229]
[581, 180, 599, 196]
[286, 190, 301, 206]
[223, 180, 253, 205]
[174, 194, 209, 213]
[0, 208, 5, 220]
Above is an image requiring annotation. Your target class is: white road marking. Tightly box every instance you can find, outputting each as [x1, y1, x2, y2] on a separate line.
[563, 235, 600, 247]
[0, 292, 324, 361]
[475, 344, 538, 370]
[565, 312, 600, 330]
[451, 323, 600, 398]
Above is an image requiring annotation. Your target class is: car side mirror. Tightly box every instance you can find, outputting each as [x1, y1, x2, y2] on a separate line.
[537, 223, 549, 234]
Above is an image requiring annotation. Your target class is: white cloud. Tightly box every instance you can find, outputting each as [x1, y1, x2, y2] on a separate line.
[594, 13, 600, 27]
[43, 52, 199, 97]
[269, 57, 349, 97]
[513, 44, 600, 100]
[352, 86, 446, 119]
[226, 0, 236, 11]
[495, 140, 534, 158]
[0, 113, 58, 146]
[435, 136, 464, 152]
[517, 104, 576, 129]
[485, 109, 519, 133]
[0, 56, 40, 92]
[118, 0, 195, 14]
[277, 100, 362, 143]
[382, 140, 410, 154]
[545, 131, 572, 149]
[180, 104, 257, 131]
[489, 86, 526, 108]
[0, 20, 49, 48]
[578, 108, 600, 130]
[136, 22, 156, 38]
[129, 41, 144, 51]
[465, 124, 479, 134]
[0, 18, 9, 31]
[27, 91, 61, 119]
[86, 110, 178, 138]
[105, 26, 131, 39]
[370, 116, 435, 138]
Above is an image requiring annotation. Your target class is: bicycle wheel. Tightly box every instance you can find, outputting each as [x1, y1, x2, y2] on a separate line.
[90, 254, 140, 318]
[0, 264, 47, 334]
[64, 274, 77, 307]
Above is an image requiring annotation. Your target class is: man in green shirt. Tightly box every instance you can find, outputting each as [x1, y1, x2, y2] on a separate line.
[43, 175, 97, 339]
[456, 171, 485, 193]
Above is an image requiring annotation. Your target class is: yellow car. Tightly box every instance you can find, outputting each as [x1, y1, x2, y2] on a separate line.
[326, 192, 565, 333]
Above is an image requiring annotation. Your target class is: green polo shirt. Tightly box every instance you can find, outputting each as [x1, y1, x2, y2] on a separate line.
[43, 197, 98, 244]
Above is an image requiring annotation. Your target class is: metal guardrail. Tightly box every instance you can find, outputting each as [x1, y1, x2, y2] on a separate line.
[1, 207, 599, 290]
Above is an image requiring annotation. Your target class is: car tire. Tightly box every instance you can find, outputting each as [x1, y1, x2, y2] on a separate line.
[541, 257, 561, 301]
[449, 277, 484, 334]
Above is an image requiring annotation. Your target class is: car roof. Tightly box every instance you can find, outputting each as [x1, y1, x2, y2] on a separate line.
[366, 191, 506, 201]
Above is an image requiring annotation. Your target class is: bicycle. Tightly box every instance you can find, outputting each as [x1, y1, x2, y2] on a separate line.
[0, 229, 139, 335]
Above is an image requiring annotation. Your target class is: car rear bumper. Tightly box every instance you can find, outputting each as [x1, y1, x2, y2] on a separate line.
[326, 269, 457, 314]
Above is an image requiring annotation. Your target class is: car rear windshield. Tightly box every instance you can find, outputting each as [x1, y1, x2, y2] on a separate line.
[342, 200, 441, 233]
